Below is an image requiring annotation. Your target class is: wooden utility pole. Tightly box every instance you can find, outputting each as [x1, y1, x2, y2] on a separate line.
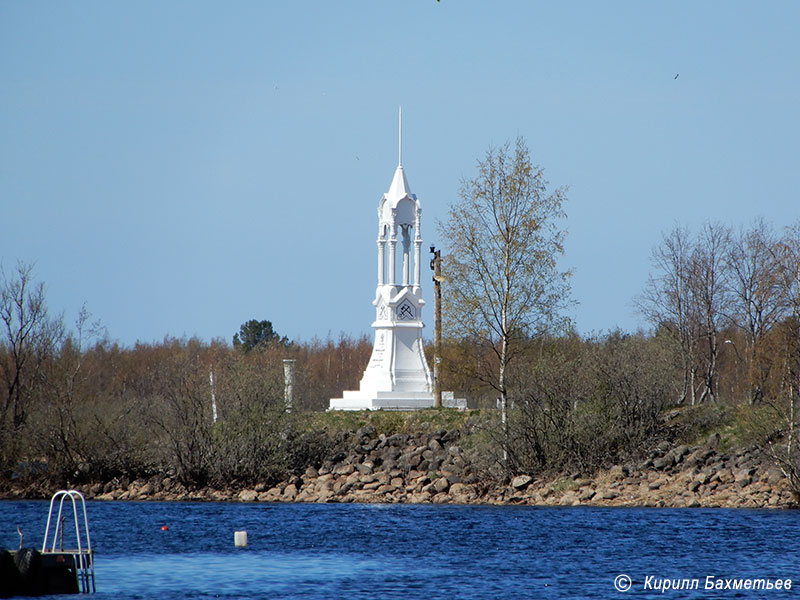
[430, 245, 443, 408]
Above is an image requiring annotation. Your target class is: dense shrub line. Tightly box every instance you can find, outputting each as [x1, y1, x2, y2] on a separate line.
[2, 217, 799, 497]
[0, 332, 361, 489]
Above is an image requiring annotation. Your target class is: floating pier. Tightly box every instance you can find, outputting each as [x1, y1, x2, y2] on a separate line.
[1, 490, 95, 596]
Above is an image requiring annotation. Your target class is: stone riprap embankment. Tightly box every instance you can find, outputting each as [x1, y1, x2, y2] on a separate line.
[3, 428, 795, 508]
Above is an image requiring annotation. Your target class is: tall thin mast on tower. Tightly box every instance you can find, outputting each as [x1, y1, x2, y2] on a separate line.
[398, 106, 402, 166]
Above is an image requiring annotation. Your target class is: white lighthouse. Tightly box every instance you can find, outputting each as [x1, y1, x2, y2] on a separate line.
[329, 114, 434, 411]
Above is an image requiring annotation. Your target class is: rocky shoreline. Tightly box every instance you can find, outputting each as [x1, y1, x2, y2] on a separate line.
[2, 427, 796, 509]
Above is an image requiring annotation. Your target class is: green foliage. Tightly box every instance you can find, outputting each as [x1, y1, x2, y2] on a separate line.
[732, 400, 800, 500]
[550, 477, 580, 495]
[233, 319, 289, 352]
[673, 403, 734, 444]
[302, 408, 475, 438]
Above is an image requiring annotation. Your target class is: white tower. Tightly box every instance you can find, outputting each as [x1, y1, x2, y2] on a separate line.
[329, 112, 434, 411]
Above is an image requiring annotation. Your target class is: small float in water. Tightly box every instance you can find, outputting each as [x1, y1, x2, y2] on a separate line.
[1, 489, 95, 597]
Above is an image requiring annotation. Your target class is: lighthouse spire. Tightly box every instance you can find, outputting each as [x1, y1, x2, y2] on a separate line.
[398, 106, 402, 167]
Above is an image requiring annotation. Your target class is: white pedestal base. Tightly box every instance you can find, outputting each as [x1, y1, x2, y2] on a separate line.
[328, 390, 435, 411]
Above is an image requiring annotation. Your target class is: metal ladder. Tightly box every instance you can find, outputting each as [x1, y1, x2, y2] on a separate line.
[41, 490, 96, 593]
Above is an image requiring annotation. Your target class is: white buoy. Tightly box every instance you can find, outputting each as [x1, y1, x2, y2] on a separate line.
[234, 530, 247, 548]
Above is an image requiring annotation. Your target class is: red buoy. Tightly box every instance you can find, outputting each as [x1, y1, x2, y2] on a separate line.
[160, 525, 169, 531]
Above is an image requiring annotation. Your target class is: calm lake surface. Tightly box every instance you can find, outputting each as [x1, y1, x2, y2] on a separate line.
[1, 500, 798, 599]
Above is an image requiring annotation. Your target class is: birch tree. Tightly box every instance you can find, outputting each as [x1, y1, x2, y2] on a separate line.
[0, 262, 63, 471]
[767, 221, 800, 497]
[638, 226, 702, 404]
[726, 219, 786, 403]
[689, 222, 732, 403]
[439, 137, 570, 414]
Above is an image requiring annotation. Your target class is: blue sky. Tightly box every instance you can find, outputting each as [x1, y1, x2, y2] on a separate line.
[1, 2, 798, 346]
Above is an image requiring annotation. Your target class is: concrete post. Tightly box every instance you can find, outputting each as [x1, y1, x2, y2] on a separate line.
[283, 359, 297, 412]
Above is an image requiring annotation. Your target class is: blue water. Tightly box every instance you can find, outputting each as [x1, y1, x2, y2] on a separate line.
[1, 501, 798, 599]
